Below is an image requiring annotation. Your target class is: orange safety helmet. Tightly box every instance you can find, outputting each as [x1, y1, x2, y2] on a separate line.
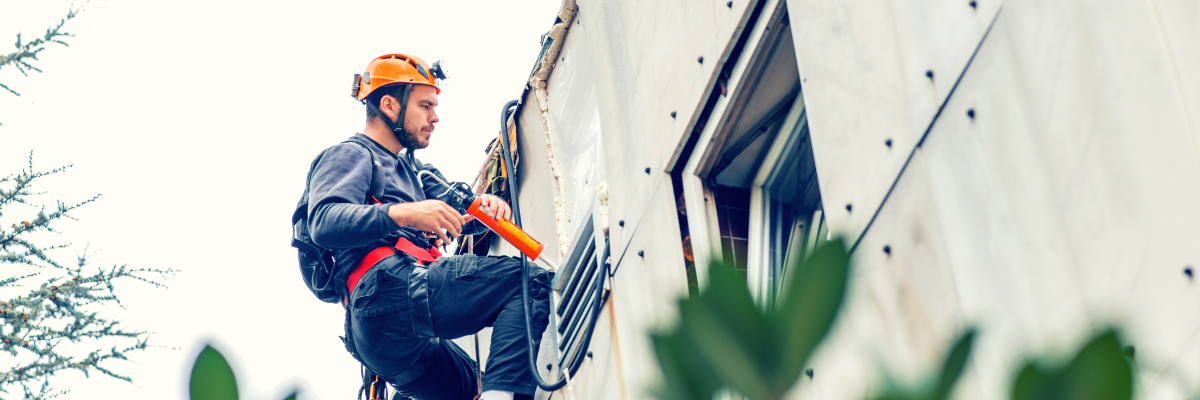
[351, 53, 446, 101]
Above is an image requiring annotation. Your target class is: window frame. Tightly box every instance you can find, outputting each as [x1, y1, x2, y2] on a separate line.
[747, 99, 819, 306]
[679, 0, 791, 288]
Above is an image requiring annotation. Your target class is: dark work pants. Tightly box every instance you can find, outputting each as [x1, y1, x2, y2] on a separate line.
[347, 253, 553, 399]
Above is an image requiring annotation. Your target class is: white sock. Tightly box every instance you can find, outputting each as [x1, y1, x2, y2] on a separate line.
[479, 390, 514, 400]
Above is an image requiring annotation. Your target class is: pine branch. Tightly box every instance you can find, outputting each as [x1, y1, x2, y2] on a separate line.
[0, 3, 86, 127]
[0, 153, 94, 272]
[0, 154, 173, 397]
[0, 5, 83, 81]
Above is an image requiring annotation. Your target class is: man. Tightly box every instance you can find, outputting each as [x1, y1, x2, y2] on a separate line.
[306, 53, 553, 400]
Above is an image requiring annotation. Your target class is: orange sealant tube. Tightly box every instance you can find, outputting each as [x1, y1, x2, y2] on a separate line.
[467, 197, 544, 261]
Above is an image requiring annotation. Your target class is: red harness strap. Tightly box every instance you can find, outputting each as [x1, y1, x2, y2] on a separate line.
[345, 237, 443, 298]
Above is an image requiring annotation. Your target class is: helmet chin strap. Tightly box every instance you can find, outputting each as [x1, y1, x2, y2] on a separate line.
[363, 84, 416, 161]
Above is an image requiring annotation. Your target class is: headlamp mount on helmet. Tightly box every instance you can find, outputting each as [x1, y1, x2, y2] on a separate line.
[430, 61, 448, 80]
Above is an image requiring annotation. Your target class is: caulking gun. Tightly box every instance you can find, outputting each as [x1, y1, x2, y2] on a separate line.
[417, 170, 559, 271]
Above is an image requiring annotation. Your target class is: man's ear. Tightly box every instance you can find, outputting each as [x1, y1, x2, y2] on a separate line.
[379, 95, 400, 121]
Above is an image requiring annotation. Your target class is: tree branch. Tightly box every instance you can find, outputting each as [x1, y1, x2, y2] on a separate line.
[0, 154, 173, 398]
[0, 5, 83, 81]
[1, 3, 86, 127]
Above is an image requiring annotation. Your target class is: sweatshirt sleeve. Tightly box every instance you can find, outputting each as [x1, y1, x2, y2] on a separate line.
[308, 143, 398, 249]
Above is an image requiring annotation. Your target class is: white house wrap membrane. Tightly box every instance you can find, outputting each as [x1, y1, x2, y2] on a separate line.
[527, 0, 579, 257]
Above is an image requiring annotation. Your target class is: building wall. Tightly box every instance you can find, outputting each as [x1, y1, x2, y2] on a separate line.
[582, 1, 759, 398]
[509, 0, 764, 398]
[496, 0, 1200, 398]
[789, 0, 1200, 398]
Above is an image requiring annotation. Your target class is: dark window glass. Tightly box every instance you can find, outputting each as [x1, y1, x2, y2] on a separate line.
[715, 185, 751, 278]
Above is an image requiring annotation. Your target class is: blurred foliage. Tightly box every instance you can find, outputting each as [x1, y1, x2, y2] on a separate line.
[1011, 330, 1132, 400]
[187, 344, 296, 400]
[651, 235, 1137, 400]
[872, 329, 1132, 400]
[870, 330, 976, 400]
[651, 237, 851, 400]
[190, 346, 238, 400]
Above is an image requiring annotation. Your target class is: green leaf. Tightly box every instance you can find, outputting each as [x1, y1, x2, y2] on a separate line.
[651, 329, 720, 400]
[930, 329, 976, 400]
[699, 261, 767, 349]
[769, 237, 851, 393]
[1011, 364, 1049, 400]
[189, 345, 238, 400]
[651, 239, 855, 400]
[867, 328, 976, 400]
[1010, 330, 1132, 400]
[683, 261, 773, 399]
[282, 392, 297, 400]
[1059, 331, 1132, 400]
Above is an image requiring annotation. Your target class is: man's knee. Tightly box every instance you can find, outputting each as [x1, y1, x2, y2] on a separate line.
[482, 256, 554, 284]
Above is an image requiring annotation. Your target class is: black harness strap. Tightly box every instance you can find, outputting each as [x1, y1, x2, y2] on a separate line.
[363, 84, 414, 141]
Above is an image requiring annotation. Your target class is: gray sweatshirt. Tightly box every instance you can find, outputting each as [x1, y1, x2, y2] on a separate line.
[306, 133, 485, 291]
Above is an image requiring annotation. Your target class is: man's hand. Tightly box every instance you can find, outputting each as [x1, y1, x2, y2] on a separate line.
[465, 194, 513, 223]
[388, 200, 465, 245]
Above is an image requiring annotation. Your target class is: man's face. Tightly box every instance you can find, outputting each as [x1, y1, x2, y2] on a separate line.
[397, 84, 439, 150]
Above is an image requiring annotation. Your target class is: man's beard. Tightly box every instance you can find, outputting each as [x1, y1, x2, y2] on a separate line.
[391, 115, 427, 150]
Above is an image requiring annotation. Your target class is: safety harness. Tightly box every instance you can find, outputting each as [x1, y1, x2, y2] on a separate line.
[348, 237, 440, 400]
[345, 188, 464, 400]
[345, 237, 441, 299]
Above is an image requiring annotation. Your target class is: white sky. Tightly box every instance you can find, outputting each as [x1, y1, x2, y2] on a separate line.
[0, 0, 563, 398]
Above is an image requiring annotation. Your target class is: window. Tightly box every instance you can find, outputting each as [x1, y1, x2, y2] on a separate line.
[672, 4, 827, 305]
[714, 186, 752, 277]
[750, 109, 824, 305]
